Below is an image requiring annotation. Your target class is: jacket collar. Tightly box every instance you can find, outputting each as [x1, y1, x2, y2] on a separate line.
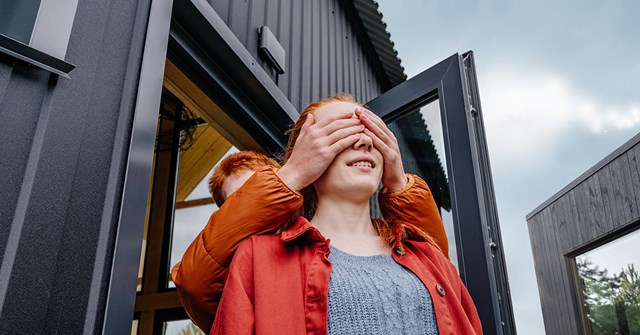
[280, 216, 326, 243]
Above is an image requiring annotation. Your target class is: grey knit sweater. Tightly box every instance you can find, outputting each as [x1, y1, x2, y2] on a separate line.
[327, 246, 438, 335]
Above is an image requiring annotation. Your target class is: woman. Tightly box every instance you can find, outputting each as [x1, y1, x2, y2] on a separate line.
[212, 95, 482, 335]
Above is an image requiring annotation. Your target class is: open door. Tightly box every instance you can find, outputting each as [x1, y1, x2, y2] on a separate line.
[367, 52, 516, 335]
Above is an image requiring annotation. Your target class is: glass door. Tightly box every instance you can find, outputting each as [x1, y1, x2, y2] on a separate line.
[367, 52, 516, 335]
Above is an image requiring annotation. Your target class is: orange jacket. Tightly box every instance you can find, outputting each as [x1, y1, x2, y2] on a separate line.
[212, 217, 481, 335]
[171, 167, 448, 333]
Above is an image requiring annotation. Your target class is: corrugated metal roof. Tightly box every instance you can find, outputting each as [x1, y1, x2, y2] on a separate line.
[352, 0, 407, 87]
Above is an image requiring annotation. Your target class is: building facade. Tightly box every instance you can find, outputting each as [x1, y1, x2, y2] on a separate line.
[0, 0, 514, 334]
[528, 133, 640, 334]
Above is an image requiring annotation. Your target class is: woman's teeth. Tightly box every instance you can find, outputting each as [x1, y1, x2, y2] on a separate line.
[350, 161, 372, 168]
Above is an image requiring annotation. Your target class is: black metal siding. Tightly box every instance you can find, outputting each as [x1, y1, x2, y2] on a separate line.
[0, 0, 151, 332]
[206, 0, 384, 112]
[527, 137, 640, 335]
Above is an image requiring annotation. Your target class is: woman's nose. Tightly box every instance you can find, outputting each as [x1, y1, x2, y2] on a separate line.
[352, 132, 373, 151]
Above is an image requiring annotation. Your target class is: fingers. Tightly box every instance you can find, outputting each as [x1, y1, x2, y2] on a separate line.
[313, 108, 355, 128]
[329, 133, 361, 153]
[356, 108, 397, 145]
[363, 128, 393, 156]
[315, 118, 362, 137]
[326, 124, 365, 145]
[297, 113, 314, 137]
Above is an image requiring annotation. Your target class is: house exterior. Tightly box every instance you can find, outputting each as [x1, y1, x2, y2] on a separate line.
[527, 133, 640, 334]
[0, 0, 515, 334]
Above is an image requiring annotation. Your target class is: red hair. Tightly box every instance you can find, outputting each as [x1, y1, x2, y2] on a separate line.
[283, 94, 440, 253]
[209, 151, 280, 207]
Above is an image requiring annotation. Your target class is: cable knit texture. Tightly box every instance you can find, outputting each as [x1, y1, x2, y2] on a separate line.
[327, 246, 438, 335]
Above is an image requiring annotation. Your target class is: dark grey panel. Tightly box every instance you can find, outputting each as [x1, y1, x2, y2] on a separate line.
[0, 63, 49, 262]
[528, 140, 640, 334]
[0, 0, 151, 332]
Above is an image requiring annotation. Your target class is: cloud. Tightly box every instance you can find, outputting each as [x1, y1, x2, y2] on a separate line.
[479, 64, 640, 170]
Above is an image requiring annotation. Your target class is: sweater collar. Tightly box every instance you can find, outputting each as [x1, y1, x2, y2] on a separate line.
[280, 216, 327, 243]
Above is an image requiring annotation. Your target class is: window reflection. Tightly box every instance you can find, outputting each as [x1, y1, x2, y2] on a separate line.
[385, 99, 457, 267]
[167, 146, 239, 287]
[164, 319, 204, 335]
[575, 227, 640, 335]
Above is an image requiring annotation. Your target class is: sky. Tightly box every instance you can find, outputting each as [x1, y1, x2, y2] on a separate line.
[374, 0, 640, 333]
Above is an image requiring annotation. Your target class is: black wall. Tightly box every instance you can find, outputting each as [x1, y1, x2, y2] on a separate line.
[0, 0, 393, 333]
[0, 0, 151, 333]
[207, 0, 384, 111]
[527, 134, 640, 335]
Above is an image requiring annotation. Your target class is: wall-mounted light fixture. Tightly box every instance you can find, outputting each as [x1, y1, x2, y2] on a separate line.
[258, 26, 285, 74]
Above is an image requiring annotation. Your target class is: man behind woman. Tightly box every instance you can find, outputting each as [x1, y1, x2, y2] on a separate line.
[173, 94, 478, 334]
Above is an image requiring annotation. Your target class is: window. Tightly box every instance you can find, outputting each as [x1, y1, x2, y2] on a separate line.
[575, 226, 640, 334]
[133, 59, 266, 334]
[386, 99, 457, 267]
[0, 0, 77, 76]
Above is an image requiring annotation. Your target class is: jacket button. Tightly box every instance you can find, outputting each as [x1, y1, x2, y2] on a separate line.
[394, 247, 405, 256]
[436, 284, 446, 296]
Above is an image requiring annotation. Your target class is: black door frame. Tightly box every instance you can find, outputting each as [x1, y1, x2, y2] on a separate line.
[367, 53, 516, 335]
[102, 0, 296, 333]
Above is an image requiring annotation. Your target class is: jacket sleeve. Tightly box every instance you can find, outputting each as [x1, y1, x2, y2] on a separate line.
[171, 167, 303, 333]
[378, 174, 449, 257]
[211, 238, 256, 335]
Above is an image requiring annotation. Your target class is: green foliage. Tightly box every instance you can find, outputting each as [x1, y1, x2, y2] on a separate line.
[577, 259, 640, 335]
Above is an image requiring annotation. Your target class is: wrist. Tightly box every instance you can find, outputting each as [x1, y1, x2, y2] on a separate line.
[276, 164, 304, 191]
[384, 175, 408, 193]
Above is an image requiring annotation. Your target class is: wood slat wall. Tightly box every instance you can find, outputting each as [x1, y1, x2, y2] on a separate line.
[527, 139, 640, 335]
[206, 0, 384, 113]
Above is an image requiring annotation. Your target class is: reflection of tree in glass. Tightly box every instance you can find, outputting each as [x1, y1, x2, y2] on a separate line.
[577, 258, 640, 334]
[178, 322, 204, 335]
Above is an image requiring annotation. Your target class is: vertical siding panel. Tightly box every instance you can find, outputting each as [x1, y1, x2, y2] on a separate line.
[340, 6, 348, 93]
[544, 206, 562, 330]
[328, 0, 337, 96]
[319, 0, 329, 99]
[277, 0, 291, 99]
[247, 0, 264, 61]
[259, 0, 278, 77]
[311, 0, 321, 102]
[540, 209, 561, 334]
[530, 217, 551, 332]
[573, 182, 593, 244]
[556, 195, 572, 253]
[599, 164, 621, 232]
[597, 164, 616, 235]
[0, 66, 50, 258]
[551, 200, 578, 334]
[288, 0, 302, 108]
[360, 48, 367, 100]
[628, 144, 640, 220]
[348, 25, 356, 96]
[208, 0, 229, 24]
[228, 0, 249, 46]
[618, 153, 639, 224]
[335, 0, 344, 93]
[300, 1, 311, 106]
[587, 175, 608, 238]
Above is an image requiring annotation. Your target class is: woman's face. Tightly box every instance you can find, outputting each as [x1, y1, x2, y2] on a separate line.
[311, 101, 383, 201]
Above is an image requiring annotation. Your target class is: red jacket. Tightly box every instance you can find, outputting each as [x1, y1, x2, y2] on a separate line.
[172, 167, 449, 333]
[212, 217, 482, 335]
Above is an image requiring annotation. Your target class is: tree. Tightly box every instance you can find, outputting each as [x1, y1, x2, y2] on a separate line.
[577, 259, 640, 335]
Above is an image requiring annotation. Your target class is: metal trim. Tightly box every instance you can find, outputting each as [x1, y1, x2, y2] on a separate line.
[527, 131, 640, 219]
[0, 33, 75, 77]
[171, 0, 298, 151]
[367, 53, 515, 335]
[101, 0, 174, 333]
